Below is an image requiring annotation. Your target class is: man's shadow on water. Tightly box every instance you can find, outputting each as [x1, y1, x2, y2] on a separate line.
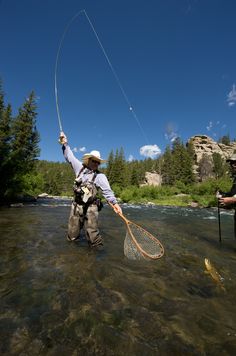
[200, 235, 236, 253]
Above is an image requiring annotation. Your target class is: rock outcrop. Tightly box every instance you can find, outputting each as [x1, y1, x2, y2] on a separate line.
[140, 172, 162, 187]
[188, 135, 236, 179]
[188, 135, 236, 161]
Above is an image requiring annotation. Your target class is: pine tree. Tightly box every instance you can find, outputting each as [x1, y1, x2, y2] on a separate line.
[106, 148, 126, 187]
[0, 84, 13, 199]
[171, 138, 194, 184]
[161, 145, 174, 184]
[129, 161, 140, 186]
[11, 91, 40, 173]
[219, 134, 230, 145]
[6, 91, 40, 197]
[212, 152, 227, 179]
[106, 150, 114, 182]
[0, 102, 12, 168]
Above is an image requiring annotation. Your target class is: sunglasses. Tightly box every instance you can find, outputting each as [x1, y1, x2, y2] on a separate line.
[91, 159, 100, 165]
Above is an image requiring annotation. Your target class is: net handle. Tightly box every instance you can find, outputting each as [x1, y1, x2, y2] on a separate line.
[108, 202, 130, 224]
[108, 202, 145, 255]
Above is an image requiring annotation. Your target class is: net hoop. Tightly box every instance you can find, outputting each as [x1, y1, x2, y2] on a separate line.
[127, 220, 164, 260]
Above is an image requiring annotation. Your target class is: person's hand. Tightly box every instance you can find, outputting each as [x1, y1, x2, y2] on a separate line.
[113, 203, 122, 215]
[59, 131, 68, 145]
[219, 197, 236, 206]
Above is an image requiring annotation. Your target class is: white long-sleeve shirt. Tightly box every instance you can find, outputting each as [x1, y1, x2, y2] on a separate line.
[62, 144, 117, 204]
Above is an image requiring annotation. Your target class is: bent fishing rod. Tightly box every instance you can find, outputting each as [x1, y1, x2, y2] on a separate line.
[55, 9, 85, 133]
[54, 9, 149, 143]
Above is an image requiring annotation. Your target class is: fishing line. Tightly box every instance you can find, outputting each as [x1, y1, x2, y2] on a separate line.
[55, 9, 149, 143]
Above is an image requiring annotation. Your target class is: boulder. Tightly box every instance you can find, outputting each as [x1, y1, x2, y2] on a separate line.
[140, 172, 162, 187]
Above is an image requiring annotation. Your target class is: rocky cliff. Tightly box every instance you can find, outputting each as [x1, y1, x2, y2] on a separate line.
[188, 135, 236, 179]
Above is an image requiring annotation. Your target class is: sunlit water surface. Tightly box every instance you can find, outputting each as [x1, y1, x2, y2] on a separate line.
[0, 199, 236, 355]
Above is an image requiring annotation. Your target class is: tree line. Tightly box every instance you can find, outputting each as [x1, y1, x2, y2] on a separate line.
[0, 82, 40, 201]
[0, 81, 235, 204]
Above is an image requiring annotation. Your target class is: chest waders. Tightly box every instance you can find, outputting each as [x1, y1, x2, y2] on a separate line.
[67, 166, 103, 247]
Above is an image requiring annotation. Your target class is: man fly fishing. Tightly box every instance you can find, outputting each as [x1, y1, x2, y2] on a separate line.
[59, 131, 122, 249]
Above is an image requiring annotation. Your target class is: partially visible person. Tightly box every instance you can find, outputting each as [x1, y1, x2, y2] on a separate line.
[59, 131, 122, 249]
[217, 153, 236, 238]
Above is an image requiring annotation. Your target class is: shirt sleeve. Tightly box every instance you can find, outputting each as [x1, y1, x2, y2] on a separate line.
[62, 144, 83, 176]
[95, 173, 117, 204]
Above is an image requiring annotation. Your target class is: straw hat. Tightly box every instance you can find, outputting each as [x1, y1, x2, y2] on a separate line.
[226, 153, 236, 162]
[82, 150, 106, 165]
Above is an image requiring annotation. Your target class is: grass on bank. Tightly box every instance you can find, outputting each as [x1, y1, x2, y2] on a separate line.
[112, 177, 233, 207]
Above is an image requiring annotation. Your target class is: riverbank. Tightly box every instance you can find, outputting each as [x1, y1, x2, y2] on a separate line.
[0, 194, 213, 209]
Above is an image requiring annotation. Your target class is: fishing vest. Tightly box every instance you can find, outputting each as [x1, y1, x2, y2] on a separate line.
[73, 165, 99, 205]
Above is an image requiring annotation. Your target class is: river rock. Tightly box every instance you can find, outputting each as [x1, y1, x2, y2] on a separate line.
[37, 193, 49, 198]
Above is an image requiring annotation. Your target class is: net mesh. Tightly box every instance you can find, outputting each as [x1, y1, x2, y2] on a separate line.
[124, 222, 164, 260]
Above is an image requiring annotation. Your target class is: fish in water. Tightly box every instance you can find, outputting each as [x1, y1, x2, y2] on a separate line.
[204, 258, 226, 292]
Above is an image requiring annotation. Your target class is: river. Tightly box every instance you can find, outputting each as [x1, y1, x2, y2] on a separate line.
[0, 199, 236, 355]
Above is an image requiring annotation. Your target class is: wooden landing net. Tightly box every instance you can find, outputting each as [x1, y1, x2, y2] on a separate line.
[123, 217, 164, 260]
[110, 204, 164, 260]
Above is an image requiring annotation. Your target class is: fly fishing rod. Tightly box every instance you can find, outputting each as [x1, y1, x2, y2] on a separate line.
[217, 199, 222, 243]
[54, 9, 149, 143]
[216, 190, 222, 243]
[234, 209, 236, 239]
[54, 9, 85, 133]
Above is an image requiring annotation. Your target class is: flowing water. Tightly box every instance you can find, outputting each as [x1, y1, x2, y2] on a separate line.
[0, 199, 236, 355]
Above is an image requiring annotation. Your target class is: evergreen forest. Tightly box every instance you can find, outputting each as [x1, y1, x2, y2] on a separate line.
[0, 82, 235, 207]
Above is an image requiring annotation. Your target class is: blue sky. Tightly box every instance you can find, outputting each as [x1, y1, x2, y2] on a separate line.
[0, 0, 236, 163]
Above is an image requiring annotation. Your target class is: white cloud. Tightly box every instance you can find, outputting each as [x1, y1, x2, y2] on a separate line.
[79, 146, 86, 152]
[128, 154, 134, 162]
[165, 122, 178, 143]
[227, 84, 236, 107]
[140, 144, 161, 159]
[72, 147, 78, 153]
[205, 120, 227, 139]
[170, 136, 177, 143]
[165, 132, 178, 142]
[206, 121, 213, 131]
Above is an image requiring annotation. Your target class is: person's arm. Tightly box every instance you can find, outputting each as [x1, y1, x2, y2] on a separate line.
[59, 132, 82, 176]
[95, 174, 122, 214]
[218, 180, 236, 206]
